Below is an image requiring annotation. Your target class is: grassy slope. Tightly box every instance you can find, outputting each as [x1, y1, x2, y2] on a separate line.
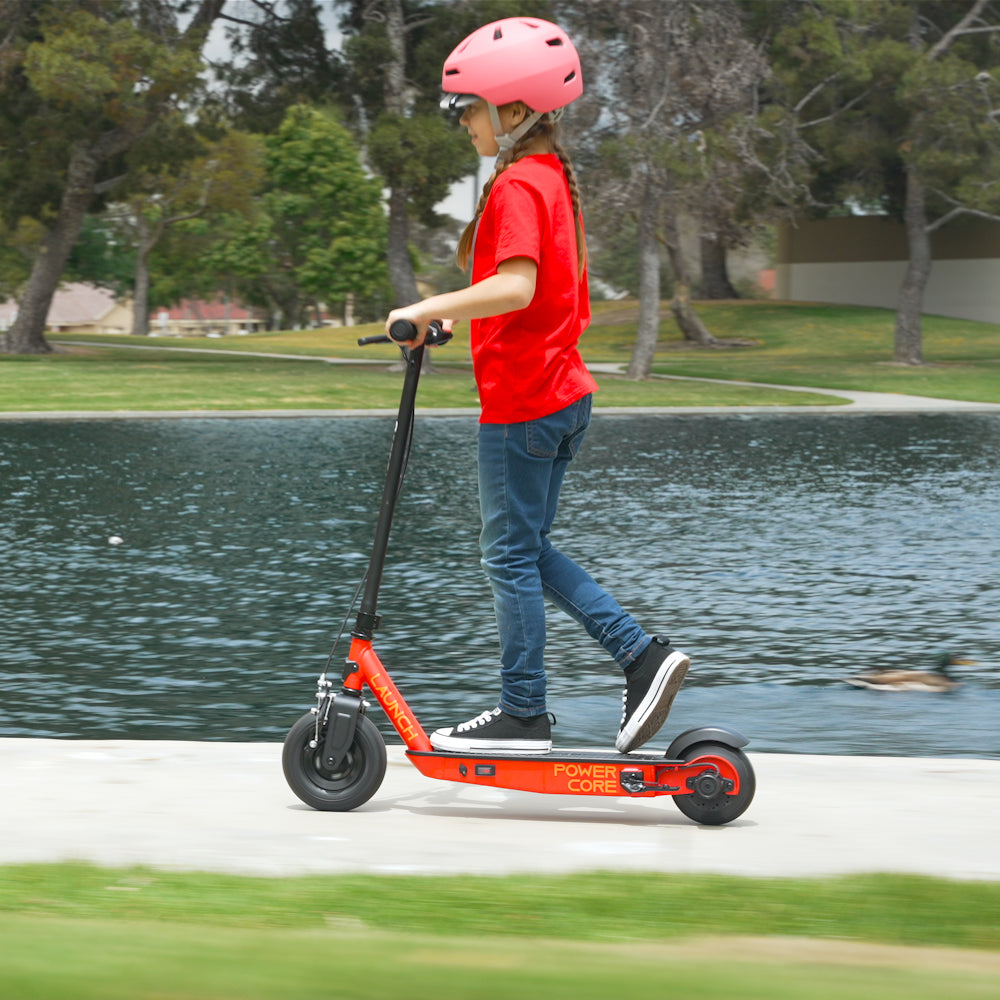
[3, 300, 998, 412]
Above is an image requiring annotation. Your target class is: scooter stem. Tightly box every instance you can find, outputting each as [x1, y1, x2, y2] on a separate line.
[354, 342, 426, 638]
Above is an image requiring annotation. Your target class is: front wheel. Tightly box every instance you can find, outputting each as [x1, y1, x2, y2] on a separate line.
[672, 742, 755, 826]
[282, 711, 386, 811]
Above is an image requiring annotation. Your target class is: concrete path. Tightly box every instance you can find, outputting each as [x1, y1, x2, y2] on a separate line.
[585, 365, 1000, 414]
[2, 739, 997, 880]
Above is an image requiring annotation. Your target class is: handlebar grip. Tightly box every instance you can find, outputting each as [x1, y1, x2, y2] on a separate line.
[389, 319, 419, 342]
[387, 319, 450, 346]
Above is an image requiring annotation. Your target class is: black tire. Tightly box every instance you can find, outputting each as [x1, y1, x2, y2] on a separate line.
[672, 742, 755, 826]
[282, 711, 387, 811]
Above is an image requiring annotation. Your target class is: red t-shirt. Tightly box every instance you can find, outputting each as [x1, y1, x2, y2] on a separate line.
[470, 153, 598, 424]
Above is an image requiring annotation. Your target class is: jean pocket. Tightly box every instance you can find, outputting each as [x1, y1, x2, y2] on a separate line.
[525, 419, 560, 459]
[525, 395, 592, 459]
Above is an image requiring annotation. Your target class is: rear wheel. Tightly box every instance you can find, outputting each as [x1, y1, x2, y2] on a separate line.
[282, 711, 386, 811]
[672, 742, 755, 825]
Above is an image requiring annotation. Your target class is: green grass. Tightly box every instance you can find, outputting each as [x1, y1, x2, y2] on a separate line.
[3, 918, 998, 1000]
[4, 865, 998, 948]
[4, 300, 998, 413]
[1, 865, 998, 999]
[633, 302, 1000, 402]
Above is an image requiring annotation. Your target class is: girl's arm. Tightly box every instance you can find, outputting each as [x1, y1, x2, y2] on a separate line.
[385, 257, 537, 345]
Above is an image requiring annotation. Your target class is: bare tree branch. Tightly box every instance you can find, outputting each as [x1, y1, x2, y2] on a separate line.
[798, 87, 872, 129]
[927, 0, 992, 60]
[927, 191, 1000, 231]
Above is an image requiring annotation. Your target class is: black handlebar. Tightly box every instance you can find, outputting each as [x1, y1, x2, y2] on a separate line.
[389, 319, 419, 342]
[357, 320, 451, 347]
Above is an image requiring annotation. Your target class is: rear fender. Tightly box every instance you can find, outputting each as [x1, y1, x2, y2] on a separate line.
[665, 725, 749, 760]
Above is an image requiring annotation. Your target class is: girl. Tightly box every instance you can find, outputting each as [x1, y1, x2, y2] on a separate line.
[384, 17, 689, 754]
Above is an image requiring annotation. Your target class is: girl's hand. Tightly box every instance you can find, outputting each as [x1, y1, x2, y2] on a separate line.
[384, 308, 453, 347]
[384, 307, 429, 347]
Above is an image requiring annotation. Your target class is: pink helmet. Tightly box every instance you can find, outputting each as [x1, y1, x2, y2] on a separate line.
[441, 17, 583, 114]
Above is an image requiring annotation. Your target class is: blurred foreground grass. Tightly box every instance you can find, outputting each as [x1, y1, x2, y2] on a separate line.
[1, 865, 998, 999]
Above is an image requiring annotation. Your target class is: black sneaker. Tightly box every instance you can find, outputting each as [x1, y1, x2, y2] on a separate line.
[616, 638, 690, 753]
[430, 707, 553, 754]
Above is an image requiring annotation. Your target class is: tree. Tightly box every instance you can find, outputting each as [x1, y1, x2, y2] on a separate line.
[0, 0, 227, 354]
[568, 0, 776, 377]
[123, 128, 265, 335]
[336, 0, 493, 307]
[206, 105, 388, 328]
[769, 0, 1000, 364]
[211, 0, 344, 134]
[64, 215, 136, 296]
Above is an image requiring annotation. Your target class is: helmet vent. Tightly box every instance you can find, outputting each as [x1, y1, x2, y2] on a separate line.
[493, 27, 503, 40]
[564, 70, 576, 83]
[546, 38, 564, 47]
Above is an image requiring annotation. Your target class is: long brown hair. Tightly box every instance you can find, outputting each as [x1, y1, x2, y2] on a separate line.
[456, 115, 587, 278]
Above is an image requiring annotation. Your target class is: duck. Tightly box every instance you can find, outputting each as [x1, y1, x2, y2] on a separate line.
[843, 653, 976, 692]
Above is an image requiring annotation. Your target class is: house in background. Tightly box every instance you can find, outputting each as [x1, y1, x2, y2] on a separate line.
[0, 282, 132, 334]
[0, 284, 266, 338]
[154, 297, 266, 337]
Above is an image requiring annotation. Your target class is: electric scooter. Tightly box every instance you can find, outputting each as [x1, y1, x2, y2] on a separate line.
[282, 321, 755, 826]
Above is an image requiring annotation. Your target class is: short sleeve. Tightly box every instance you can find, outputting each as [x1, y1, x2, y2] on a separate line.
[488, 177, 544, 268]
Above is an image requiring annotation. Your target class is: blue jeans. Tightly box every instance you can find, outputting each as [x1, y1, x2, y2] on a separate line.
[478, 394, 652, 718]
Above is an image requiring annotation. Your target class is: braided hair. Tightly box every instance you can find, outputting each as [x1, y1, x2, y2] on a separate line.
[456, 115, 587, 278]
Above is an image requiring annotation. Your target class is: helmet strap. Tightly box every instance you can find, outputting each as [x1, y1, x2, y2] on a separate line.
[488, 102, 542, 163]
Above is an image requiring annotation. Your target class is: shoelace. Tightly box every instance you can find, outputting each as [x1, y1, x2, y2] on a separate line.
[455, 708, 500, 733]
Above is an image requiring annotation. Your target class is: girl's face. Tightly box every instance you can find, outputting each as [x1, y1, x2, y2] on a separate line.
[459, 99, 498, 157]
[459, 100, 527, 157]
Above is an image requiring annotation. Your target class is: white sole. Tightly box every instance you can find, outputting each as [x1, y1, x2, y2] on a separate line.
[616, 650, 690, 753]
[429, 733, 552, 755]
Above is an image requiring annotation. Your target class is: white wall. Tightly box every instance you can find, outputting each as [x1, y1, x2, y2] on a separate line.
[777, 258, 1000, 324]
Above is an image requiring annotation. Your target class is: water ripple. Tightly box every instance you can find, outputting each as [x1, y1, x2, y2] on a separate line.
[1, 413, 997, 756]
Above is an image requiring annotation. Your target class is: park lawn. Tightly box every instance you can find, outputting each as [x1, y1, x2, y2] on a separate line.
[1, 865, 998, 1000]
[0, 341, 841, 413]
[633, 303, 1000, 402]
[4, 300, 998, 411]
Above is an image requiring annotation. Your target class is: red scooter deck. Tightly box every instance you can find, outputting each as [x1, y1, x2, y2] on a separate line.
[406, 746, 742, 799]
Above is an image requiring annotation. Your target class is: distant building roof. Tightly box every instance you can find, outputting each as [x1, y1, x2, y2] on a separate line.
[164, 298, 257, 321]
[0, 282, 118, 326]
[47, 282, 119, 325]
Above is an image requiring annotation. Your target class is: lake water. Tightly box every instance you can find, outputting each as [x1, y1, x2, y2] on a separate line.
[1, 411, 997, 758]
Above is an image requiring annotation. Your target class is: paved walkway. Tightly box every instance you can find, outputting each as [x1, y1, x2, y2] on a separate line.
[2, 739, 997, 880]
[585, 366, 1000, 413]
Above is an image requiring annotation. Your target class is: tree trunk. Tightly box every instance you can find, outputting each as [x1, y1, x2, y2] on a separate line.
[132, 215, 154, 336]
[131, 251, 151, 336]
[3, 133, 130, 354]
[699, 235, 738, 299]
[386, 186, 419, 306]
[380, 0, 419, 308]
[665, 214, 717, 345]
[894, 165, 930, 365]
[2, 148, 100, 353]
[627, 183, 661, 379]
